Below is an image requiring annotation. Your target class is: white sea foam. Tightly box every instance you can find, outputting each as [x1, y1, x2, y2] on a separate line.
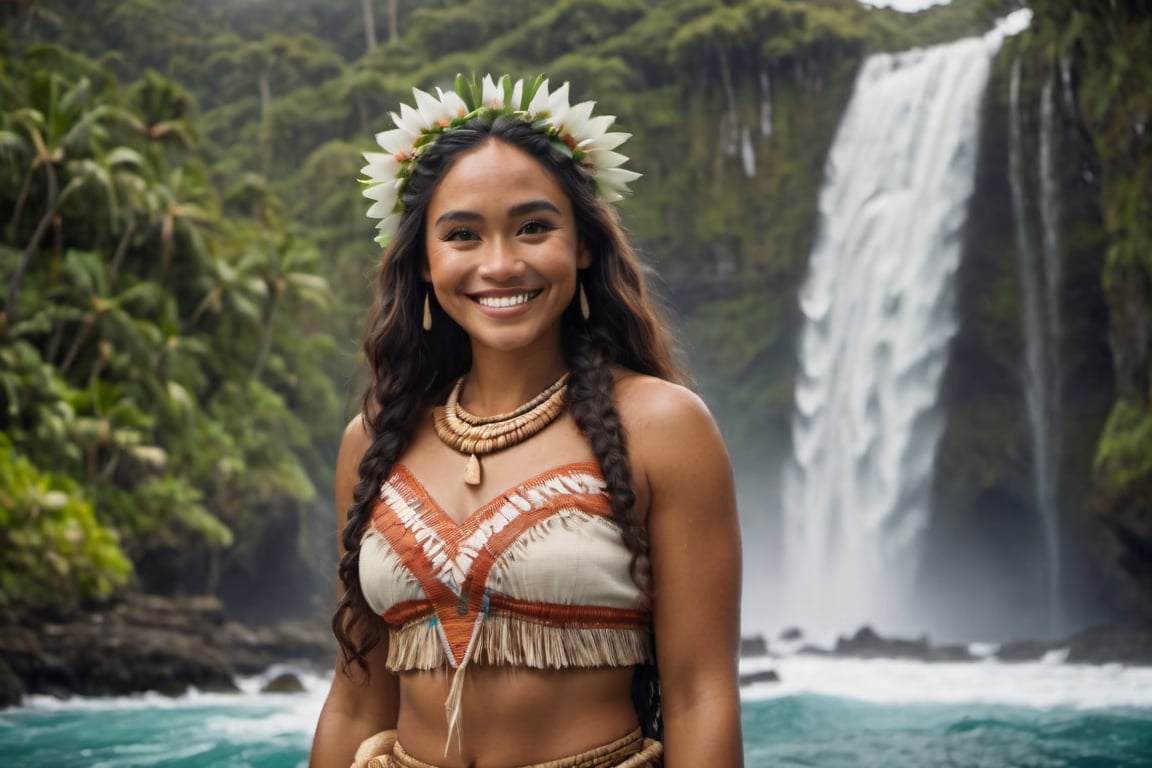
[740, 655, 1152, 710]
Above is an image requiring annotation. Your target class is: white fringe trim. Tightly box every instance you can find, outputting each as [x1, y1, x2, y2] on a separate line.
[386, 618, 652, 672]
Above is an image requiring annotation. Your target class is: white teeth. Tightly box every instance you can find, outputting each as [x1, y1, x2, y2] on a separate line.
[477, 292, 536, 308]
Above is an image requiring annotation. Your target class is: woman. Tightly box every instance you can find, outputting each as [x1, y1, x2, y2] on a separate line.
[310, 74, 743, 768]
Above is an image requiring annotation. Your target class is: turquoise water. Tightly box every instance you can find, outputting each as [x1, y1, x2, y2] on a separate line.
[3, 659, 1152, 767]
[743, 696, 1152, 767]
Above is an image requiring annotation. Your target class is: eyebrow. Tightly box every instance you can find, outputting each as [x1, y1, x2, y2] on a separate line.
[433, 199, 562, 228]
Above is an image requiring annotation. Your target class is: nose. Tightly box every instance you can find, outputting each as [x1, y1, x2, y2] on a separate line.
[476, 236, 525, 281]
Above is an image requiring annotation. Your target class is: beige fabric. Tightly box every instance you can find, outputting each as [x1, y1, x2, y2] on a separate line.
[361, 728, 663, 768]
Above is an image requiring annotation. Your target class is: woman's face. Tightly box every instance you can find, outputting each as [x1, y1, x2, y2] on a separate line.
[422, 139, 589, 357]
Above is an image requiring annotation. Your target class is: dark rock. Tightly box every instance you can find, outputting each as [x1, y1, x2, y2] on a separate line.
[111, 595, 227, 639]
[0, 625, 41, 678]
[779, 627, 804, 642]
[1063, 625, 1152, 666]
[741, 667, 778, 686]
[34, 622, 237, 697]
[0, 658, 22, 708]
[739, 635, 769, 657]
[216, 619, 335, 675]
[0, 593, 340, 708]
[738, 668, 780, 686]
[797, 644, 833, 657]
[261, 672, 306, 694]
[995, 639, 1053, 662]
[833, 626, 974, 662]
[834, 626, 929, 658]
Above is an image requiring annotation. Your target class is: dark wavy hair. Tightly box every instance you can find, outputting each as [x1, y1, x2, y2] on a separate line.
[332, 112, 683, 739]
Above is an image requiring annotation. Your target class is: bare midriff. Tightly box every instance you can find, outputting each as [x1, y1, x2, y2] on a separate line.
[394, 665, 639, 767]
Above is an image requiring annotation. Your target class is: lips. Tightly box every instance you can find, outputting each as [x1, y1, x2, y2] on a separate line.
[473, 290, 542, 309]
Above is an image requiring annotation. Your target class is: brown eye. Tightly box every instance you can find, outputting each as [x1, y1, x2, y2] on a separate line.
[518, 220, 555, 236]
[443, 228, 479, 242]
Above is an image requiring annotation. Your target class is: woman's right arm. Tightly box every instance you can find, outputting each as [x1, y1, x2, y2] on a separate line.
[309, 415, 400, 768]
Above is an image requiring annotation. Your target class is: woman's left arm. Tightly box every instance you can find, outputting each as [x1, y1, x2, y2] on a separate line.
[626, 378, 744, 767]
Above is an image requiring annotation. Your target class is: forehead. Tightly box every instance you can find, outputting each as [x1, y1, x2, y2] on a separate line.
[428, 140, 571, 215]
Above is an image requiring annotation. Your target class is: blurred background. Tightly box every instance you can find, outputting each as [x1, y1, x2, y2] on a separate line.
[1, 0, 1150, 697]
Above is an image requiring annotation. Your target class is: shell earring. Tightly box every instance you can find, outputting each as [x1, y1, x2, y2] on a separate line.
[422, 290, 432, 331]
[579, 282, 590, 321]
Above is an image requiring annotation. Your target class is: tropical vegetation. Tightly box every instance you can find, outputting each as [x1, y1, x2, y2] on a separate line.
[2, 0, 1148, 618]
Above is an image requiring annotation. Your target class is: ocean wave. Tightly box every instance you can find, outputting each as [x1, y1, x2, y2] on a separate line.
[740, 655, 1152, 709]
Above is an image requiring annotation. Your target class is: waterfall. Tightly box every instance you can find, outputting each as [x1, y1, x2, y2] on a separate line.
[778, 32, 1006, 642]
[741, 127, 756, 178]
[1009, 60, 1065, 633]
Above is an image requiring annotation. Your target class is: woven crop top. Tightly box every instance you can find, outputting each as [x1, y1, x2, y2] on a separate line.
[359, 461, 653, 676]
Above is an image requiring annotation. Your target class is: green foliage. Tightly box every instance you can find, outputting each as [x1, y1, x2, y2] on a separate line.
[0, 434, 131, 608]
[1095, 399, 1152, 496]
[686, 292, 782, 383]
[0, 0, 1035, 611]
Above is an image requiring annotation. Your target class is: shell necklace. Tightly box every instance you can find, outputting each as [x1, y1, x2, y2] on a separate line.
[433, 372, 570, 486]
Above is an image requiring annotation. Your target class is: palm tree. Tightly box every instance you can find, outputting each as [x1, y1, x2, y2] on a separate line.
[142, 164, 216, 286]
[0, 72, 135, 324]
[126, 69, 199, 162]
[245, 231, 329, 383]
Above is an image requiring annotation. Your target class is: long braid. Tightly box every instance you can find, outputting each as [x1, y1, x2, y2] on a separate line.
[566, 326, 663, 741]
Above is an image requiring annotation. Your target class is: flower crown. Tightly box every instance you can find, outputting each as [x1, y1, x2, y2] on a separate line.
[361, 73, 640, 245]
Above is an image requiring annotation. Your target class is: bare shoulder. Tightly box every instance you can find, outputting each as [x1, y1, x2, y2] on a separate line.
[612, 369, 732, 493]
[613, 369, 720, 440]
[334, 414, 374, 519]
[338, 414, 374, 470]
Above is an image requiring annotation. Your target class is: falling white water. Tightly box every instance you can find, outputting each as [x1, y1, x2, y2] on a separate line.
[1009, 60, 1065, 634]
[741, 127, 757, 178]
[777, 32, 1007, 643]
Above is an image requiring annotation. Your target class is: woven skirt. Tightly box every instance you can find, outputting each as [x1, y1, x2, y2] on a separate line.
[363, 728, 663, 768]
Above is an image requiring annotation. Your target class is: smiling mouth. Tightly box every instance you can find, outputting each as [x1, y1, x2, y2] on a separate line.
[474, 290, 542, 309]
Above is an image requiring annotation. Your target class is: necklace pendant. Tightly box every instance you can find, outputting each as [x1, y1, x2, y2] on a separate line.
[464, 454, 482, 486]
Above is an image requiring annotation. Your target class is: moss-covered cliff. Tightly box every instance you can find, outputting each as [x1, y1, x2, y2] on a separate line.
[922, 0, 1152, 634]
[1038, 0, 1152, 614]
[922, 34, 1118, 639]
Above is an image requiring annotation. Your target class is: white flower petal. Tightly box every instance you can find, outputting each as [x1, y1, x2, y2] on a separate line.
[375, 127, 417, 155]
[365, 197, 397, 219]
[392, 105, 422, 135]
[587, 131, 630, 152]
[481, 74, 500, 107]
[562, 100, 596, 133]
[527, 79, 551, 116]
[364, 150, 396, 173]
[576, 115, 615, 141]
[412, 87, 443, 122]
[511, 78, 524, 109]
[595, 166, 642, 187]
[375, 212, 400, 238]
[363, 176, 398, 200]
[586, 149, 629, 169]
[438, 88, 468, 118]
[547, 81, 571, 115]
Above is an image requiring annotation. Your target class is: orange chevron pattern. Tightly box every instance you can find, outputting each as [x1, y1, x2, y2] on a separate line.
[369, 462, 649, 668]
